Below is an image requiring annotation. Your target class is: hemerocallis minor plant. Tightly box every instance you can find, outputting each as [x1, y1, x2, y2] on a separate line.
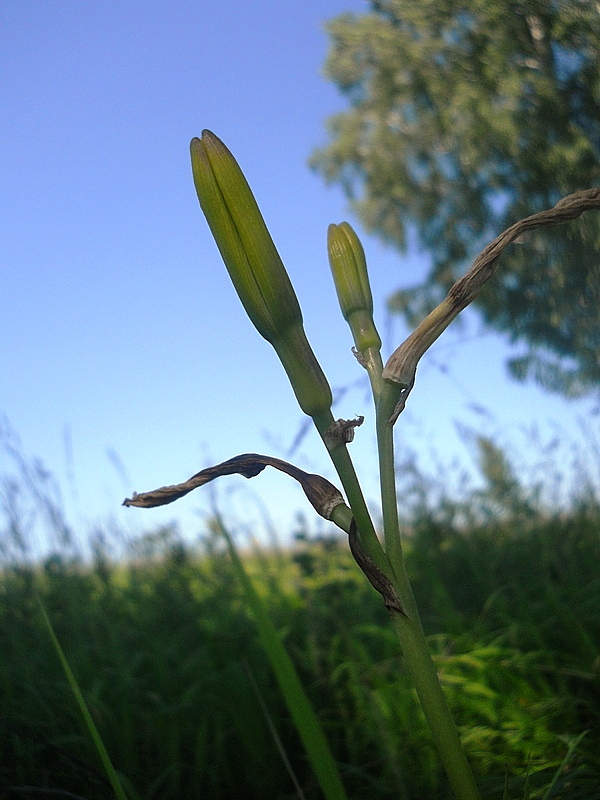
[190, 129, 479, 800]
[125, 130, 600, 800]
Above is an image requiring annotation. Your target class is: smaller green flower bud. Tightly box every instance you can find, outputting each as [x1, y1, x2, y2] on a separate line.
[327, 222, 382, 353]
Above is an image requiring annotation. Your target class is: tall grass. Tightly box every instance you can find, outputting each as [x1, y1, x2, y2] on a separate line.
[1, 434, 599, 799]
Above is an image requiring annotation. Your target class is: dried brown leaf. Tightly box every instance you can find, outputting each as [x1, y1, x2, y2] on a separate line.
[123, 452, 346, 520]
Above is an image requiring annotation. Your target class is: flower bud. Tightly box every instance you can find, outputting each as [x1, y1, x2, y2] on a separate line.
[327, 222, 381, 353]
[191, 131, 302, 343]
[190, 131, 332, 419]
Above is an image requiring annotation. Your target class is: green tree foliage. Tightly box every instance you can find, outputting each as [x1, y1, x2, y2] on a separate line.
[311, 0, 600, 397]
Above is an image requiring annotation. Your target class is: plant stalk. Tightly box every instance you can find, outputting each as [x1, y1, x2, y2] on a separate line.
[389, 608, 481, 800]
[375, 387, 481, 800]
[311, 408, 390, 578]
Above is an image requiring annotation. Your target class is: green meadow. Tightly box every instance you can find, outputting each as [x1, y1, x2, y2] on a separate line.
[1, 437, 599, 800]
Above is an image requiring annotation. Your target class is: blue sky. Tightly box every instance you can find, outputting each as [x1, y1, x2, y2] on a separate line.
[1, 2, 596, 558]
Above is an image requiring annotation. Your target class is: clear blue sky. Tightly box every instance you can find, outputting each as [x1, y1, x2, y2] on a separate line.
[1, 2, 596, 558]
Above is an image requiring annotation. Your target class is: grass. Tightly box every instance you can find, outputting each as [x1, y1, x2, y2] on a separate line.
[1, 437, 599, 799]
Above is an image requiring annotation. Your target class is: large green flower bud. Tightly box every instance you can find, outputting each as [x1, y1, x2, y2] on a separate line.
[190, 131, 332, 419]
[190, 131, 301, 343]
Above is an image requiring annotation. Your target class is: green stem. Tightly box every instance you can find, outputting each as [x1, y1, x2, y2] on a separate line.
[375, 385, 481, 800]
[311, 409, 389, 578]
[375, 400, 404, 568]
[314, 364, 479, 798]
[38, 598, 129, 800]
[389, 609, 481, 800]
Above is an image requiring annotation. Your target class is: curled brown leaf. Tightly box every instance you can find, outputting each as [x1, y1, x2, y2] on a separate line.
[123, 452, 347, 521]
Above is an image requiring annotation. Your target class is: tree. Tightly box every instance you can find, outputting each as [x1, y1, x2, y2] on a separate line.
[311, 0, 600, 397]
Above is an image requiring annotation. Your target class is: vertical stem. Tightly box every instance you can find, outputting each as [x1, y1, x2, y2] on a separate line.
[376, 407, 404, 568]
[375, 387, 481, 800]
[312, 409, 390, 577]
[389, 609, 481, 800]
